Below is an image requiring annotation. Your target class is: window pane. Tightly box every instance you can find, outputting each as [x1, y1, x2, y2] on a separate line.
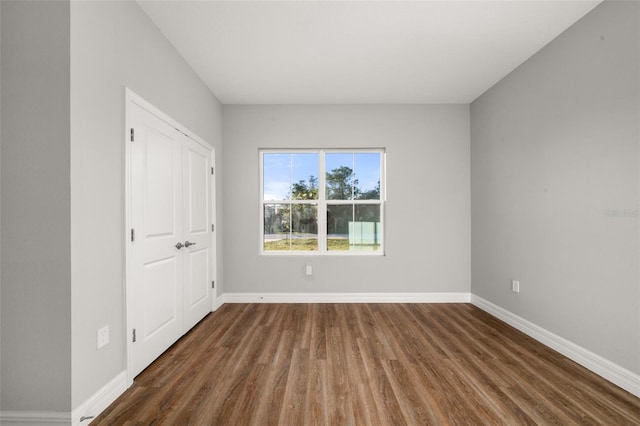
[326, 153, 356, 200]
[263, 154, 292, 201]
[327, 204, 352, 251]
[327, 204, 381, 251]
[264, 204, 291, 251]
[264, 203, 318, 251]
[264, 153, 319, 201]
[326, 152, 382, 200]
[291, 204, 318, 251]
[354, 153, 381, 200]
[291, 153, 319, 200]
[354, 204, 381, 251]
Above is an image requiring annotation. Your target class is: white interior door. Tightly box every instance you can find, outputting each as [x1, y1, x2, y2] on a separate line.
[182, 136, 212, 330]
[129, 104, 184, 378]
[127, 92, 214, 379]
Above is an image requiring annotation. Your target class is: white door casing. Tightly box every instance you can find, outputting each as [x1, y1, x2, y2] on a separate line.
[125, 89, 214, 380]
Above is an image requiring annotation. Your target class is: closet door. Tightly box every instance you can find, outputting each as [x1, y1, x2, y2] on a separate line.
[129, 104, 184, 378]
[127, 92, 214, 379]
[182, 136, 212, 330]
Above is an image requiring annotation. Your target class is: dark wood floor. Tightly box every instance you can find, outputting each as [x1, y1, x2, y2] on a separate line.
[93, 303, 640, 425]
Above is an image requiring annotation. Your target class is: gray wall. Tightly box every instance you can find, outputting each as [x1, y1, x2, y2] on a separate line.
[70, 0, 223, 408]
[1, 0, 72, 412]
[471, 1, 639, 374]
[223, 105, 470, 294]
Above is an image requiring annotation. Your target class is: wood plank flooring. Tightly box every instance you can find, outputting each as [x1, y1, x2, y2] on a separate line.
[93, 304, 640, 425]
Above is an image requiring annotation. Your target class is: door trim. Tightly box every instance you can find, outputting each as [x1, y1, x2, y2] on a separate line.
[124, 87, 216, 384]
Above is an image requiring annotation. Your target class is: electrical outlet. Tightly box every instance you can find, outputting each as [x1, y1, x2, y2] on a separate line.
[97, 325, 110, 349]
[511, 280, 520, 293]
[306, 265, 313, 275]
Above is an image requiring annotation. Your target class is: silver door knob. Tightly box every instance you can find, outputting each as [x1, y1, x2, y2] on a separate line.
[184, 241, 196, 248]
[175, 242, 184, 250]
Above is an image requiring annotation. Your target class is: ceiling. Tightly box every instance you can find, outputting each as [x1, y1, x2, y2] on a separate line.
[138, 0, 602, 105]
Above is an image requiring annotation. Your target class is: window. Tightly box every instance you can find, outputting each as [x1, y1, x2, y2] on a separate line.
[261, 149, 385, 255]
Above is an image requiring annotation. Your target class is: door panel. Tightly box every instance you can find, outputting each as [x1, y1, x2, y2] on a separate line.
[185, 248, 209, 307]
[186, 147, 209, 234]
[182, 137, 212, 330]
[144, 132, 178, 237]
[143, 257, 179, 338]
[130, 105, 184, 378]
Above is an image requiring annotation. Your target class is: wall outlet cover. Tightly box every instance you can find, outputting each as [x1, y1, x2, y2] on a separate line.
[97, 325, 110, 349]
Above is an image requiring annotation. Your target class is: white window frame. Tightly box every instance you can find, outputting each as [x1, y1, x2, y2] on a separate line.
[260, 148, 386, 256]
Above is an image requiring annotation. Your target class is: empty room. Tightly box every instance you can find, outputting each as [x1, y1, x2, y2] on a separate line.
[0, 0, 639, 424]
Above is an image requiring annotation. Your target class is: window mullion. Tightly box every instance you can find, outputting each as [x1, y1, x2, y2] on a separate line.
[318, 151, 327, 253]
[289, 154, 293, 251]
[259, 152, 264, 253]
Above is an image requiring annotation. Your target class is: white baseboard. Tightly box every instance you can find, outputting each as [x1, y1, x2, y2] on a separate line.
[223, 292, 470, 303]
[1, 371, 129, 426]
[212, 293, 225, 311]
[71, 370, 129, 426]
[0, 411, 71, 426]
[471, 294, 640, 398]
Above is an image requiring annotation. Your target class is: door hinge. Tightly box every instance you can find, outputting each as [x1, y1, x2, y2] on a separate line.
[130, 128, 135, 142]
[212, 280, 215, 289]
[211, 166, 214, 175]
[211, 224, 214, 232]
[132, 328, 137, 343]
[131, 228, 135, 242]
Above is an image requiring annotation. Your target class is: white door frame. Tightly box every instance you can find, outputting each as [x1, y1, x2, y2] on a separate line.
[124, 87, 216, 385]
